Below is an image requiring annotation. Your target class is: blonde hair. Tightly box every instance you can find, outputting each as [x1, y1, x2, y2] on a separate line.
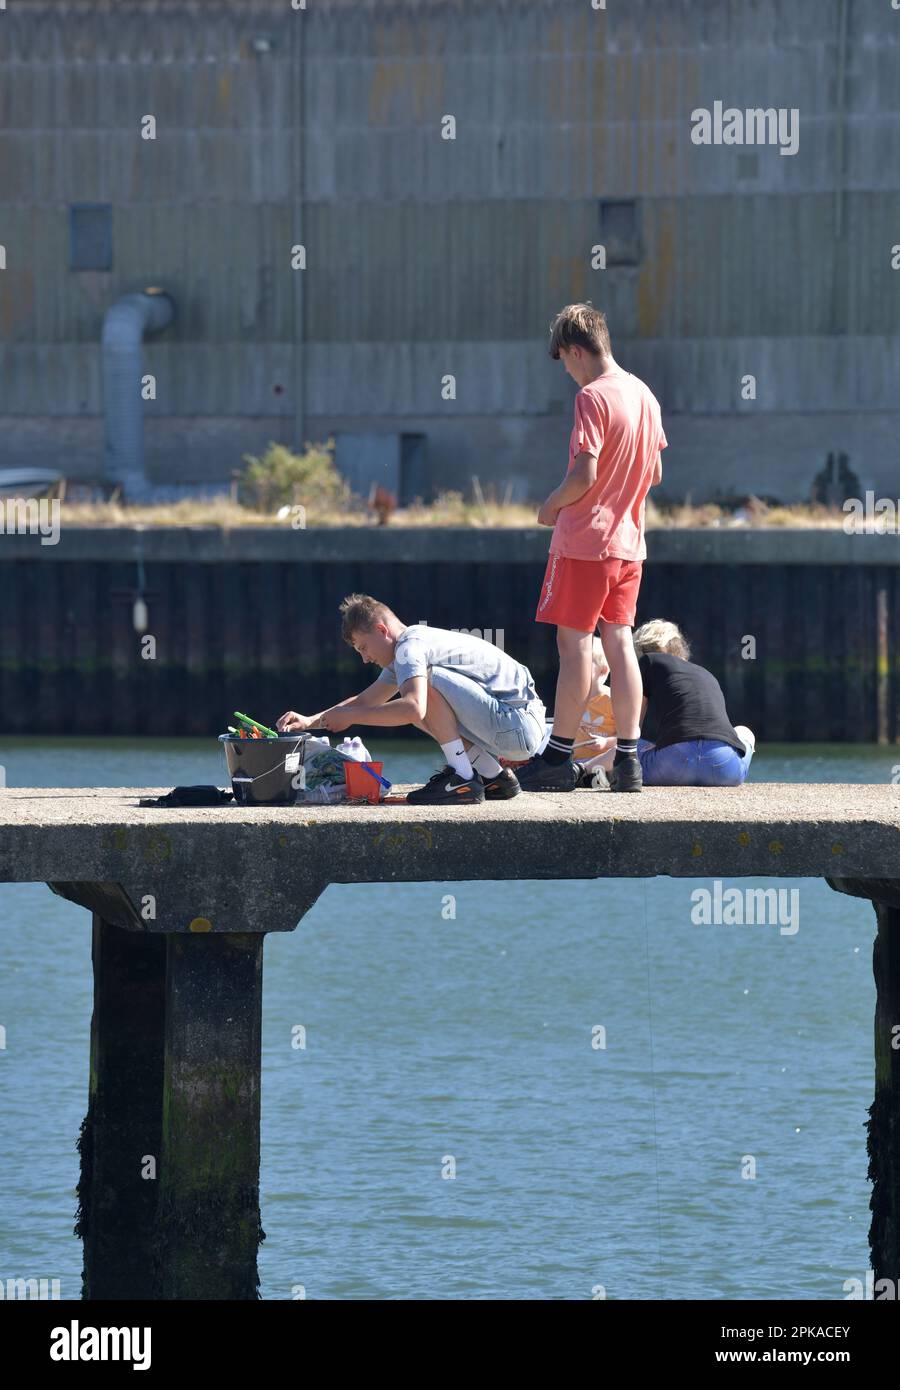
[548, 302, 612, 360]
[339, 593, 396, 645]
[633, 620, 691, 661]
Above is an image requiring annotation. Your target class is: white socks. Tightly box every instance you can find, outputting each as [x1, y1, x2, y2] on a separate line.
[469, 747, 502, 778]
[439, 740, 503, 780]
[441, 739, 474, 780]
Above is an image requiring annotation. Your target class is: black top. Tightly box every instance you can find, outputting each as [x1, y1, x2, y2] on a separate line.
[638, 652, 746, 754]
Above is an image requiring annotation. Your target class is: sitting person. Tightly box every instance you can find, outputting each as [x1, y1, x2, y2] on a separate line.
[505, 636, 617, 785]
[276, 593, 547, 805]
[625, 619, 756, 787]
[572, 637, 618, 783]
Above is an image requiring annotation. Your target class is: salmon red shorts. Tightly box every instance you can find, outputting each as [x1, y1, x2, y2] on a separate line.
[535, 553, 643, 632]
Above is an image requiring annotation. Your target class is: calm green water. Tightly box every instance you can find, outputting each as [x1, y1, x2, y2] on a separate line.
[0, 739, 894, 1300]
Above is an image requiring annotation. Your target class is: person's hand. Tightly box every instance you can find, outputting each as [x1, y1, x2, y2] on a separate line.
[319, 708, 352, 733]
[537, 499, 559, 527]
[276, 710, 311, 733]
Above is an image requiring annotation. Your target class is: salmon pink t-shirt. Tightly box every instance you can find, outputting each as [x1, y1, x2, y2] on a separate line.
[550, 369, 666, 562]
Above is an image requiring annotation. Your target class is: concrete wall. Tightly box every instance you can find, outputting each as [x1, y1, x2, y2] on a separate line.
[2, 0, 899, 500]
[4, 525, 900, 566]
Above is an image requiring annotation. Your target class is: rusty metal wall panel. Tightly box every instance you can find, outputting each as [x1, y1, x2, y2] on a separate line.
[1, 0, 898, 471]
[4, 327, 900, 417]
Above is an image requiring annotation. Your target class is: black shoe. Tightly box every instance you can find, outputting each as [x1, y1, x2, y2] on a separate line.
[406, 765, 485, 805]
[481, 767, 521, 800]
[608, 753, 643, 793]
[575, 762, 611, 790]
[515, 753, 578, 792]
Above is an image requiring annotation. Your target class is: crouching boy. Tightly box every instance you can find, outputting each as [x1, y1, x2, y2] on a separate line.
[276, 594, 547, 805]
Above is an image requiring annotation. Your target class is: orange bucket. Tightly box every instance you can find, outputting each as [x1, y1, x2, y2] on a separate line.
[343, 760, 384, 803]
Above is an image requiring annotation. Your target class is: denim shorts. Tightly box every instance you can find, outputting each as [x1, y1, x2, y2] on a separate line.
[637, 737, 754, 787]
[429, 666, 547, 759]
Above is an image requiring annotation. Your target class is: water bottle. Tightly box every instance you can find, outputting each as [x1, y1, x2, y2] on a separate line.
[338, 736, 370, 762]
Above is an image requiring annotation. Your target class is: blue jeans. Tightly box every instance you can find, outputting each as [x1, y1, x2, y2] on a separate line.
[637, 737, 753, 787]
[429, 666, 547, 760]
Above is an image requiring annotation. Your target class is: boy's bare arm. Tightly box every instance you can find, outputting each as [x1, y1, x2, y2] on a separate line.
[538, 451, 598, 524]
[276, 674, 397, 732]
[651, 452, 663, 486]
[317, 675, 427, 732]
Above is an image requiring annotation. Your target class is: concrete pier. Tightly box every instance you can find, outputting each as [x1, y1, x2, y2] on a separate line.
[2, 783, 900, 1298]
[75, 921, 165, 1299]
[827, 877, 900, 1283]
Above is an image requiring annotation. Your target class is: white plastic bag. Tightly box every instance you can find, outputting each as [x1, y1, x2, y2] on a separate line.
[336, 736, 371, 762]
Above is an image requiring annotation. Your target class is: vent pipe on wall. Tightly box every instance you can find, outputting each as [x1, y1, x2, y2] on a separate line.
[101, 288, 174, 499]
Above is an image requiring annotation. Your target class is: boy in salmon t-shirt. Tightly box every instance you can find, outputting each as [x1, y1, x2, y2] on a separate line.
[517, 303, 666, 793]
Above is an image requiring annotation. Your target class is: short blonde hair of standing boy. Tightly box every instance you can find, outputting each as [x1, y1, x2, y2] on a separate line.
[633, 620, 692, 662]
[548, 303, 612, 360]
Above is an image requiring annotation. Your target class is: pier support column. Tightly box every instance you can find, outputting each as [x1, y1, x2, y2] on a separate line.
[77, 916, 166, 1299]
[828, 878, 900, 1283]
[155, 932, 265, 1300]
[869, 899, 900, 1282]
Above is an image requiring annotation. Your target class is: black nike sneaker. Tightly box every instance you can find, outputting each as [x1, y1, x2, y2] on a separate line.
[481, 767, 521, 800]
[515, 754, 579, 792]
[608, 753, 643, 792]
[406, 766, 485, 805]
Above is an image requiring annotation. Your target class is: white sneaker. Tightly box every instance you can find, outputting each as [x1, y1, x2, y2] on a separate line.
[733, 725, 756, 753]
